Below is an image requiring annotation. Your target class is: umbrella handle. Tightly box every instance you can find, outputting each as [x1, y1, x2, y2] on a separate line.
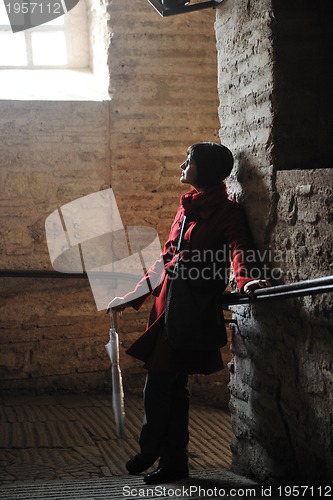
[109, 309, 122, 330]
[110, 309, 120, 331]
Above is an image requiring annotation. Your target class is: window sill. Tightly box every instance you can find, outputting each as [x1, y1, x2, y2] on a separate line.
[0, 69, 109, 101]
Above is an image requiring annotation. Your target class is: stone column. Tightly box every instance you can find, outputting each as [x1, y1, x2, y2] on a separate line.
[216, 0, 333, 484]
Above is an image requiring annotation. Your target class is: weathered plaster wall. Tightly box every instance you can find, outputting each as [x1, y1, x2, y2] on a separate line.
[216, 0, 333, 484]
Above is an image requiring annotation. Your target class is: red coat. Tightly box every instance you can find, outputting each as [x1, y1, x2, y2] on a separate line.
[124, 185, 256, 374]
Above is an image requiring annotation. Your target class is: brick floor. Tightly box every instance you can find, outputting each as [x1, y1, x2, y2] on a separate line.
[0, 393, 233, 485]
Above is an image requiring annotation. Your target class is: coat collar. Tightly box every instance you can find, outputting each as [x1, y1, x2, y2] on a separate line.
[180, 184, 228, 220]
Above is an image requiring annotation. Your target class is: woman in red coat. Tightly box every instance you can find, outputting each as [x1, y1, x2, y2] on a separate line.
[108, 142, 269, 484]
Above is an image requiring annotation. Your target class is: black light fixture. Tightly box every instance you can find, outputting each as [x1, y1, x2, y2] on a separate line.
[146, 0, 225, 17]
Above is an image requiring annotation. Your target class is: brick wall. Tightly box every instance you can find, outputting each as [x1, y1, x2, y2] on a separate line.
[0, 101, 112, 390]
[0, 1, 225, 398]
[216, 0, 333, 484]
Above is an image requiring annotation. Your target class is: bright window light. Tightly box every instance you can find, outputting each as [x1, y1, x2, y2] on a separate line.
[0, 1, 9, 24]
[31, 32, 67, 66]
[1, 2, 69, 68]
[0, 33, 27, 65]
[44, 16, 65, 26]
[0, 0, 89, 71]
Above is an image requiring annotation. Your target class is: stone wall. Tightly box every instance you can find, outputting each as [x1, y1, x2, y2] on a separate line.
[216, 0, 333, 484]
[216, 0, 275, 247]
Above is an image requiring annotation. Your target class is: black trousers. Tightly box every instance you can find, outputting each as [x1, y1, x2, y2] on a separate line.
[139, 371, 190, 469]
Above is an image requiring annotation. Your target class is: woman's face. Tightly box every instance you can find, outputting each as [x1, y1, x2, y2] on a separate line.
[179, 155, 199, 188]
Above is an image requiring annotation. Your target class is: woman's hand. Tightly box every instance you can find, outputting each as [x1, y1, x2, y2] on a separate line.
[243, 279, 271, 299]
[106, 296, 128, 314]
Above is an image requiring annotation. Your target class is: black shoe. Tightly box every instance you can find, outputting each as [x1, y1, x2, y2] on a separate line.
[143, 466, 189, 485]
[126, 453, 158, 474]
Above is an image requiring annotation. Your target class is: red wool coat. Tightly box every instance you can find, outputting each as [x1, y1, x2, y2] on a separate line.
[124, 184, 256, 375]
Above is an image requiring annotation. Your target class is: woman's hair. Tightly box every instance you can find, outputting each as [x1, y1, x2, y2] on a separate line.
[187, 142, 234, 188]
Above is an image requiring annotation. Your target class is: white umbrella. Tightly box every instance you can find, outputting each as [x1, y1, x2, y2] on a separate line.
[105, 311, 125, 440]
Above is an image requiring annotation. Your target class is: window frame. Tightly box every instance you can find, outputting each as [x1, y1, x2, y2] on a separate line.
[0, 1, 86, 70]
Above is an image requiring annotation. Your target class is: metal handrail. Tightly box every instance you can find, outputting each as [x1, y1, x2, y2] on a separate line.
[0, 269, 141, 283]
[221, 275, 333, 305]
[1, 269, 332, 304]
[0, 269, 86, 279]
